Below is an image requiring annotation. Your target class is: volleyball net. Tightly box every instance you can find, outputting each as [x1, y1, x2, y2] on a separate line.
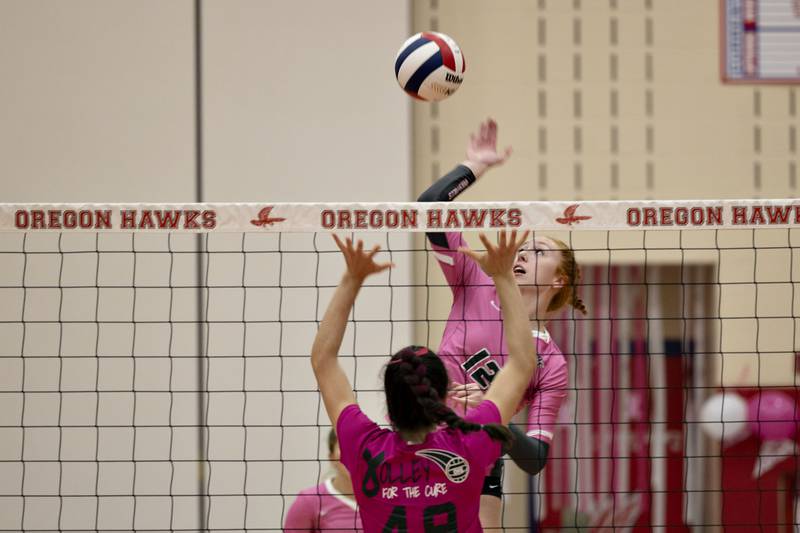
[0, 200, 798, 531]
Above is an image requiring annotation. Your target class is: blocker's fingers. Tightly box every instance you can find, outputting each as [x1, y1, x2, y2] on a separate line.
[498, 230, 508, 248]
[332, 234, 345, 251]
[514, 230, 531, 249]
[478, 233, 494, 253]
[510, 230, 530, 251]
[375, 262, 394, 272]
[508, 230, 517, 246]
[457, 246, 481, 262]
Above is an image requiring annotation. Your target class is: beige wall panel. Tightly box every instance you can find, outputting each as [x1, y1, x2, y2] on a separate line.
[0, 0, 195, 202]
[202, 0, 411, 202]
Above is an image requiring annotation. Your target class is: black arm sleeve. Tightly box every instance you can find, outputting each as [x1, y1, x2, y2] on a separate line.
[507, 424, 550, 476]
[416, 165, 477, 248]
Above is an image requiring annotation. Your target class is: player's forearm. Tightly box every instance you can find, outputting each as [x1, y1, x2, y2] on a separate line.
[311, 274, 362, 371]
[507, 424, 549, 475]
[417, 165, 477, 203]
[460, 160, 490, 180]
[493, 274, 537, 374]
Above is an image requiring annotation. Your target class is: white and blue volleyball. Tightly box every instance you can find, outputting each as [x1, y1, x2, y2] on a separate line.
[394, 32, 465, 101]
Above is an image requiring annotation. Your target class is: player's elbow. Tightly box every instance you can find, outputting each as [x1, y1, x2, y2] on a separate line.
[507, 428, 550, 476]
[310, 350, 329, 377]
[515, 456, 548, 476]
[417, 188, 436, 202]
[507, 352, 537, 377]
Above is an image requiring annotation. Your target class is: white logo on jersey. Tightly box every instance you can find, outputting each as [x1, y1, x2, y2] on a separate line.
[415, 449, 469, 483]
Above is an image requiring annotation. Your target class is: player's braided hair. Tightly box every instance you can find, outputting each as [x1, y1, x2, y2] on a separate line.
[384, 346, 512, 447]
[547, 238, 588, 315]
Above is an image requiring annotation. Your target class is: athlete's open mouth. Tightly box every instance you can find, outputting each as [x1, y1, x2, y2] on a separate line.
[513, 265, 526, 275]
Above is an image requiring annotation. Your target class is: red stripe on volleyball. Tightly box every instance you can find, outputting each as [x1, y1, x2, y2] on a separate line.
[421, 32, 456, 70]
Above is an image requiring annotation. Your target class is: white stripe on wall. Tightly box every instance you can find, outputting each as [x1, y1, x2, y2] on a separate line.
[648, 267, 667, 529]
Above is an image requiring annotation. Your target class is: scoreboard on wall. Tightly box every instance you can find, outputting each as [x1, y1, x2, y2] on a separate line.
[722, 0, 800, 83]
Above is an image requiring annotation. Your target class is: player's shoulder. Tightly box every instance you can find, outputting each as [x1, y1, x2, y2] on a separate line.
[337, 404, 389, 449]
[534, 331, 566, 367]
[534, 329, 563, 353]
[297, 482, 328, 497]
[337, 403, 374, 430]
[461, 399, 501, 427]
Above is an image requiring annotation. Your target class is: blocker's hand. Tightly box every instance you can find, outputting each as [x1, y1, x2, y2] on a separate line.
[458, 230, 530, 279]
[448, 382, 485, 410]
[332, 235, 393, 282]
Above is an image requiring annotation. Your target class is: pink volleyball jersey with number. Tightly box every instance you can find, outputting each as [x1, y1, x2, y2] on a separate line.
[283, 478, 362, 532]
[432, 232, 568, 444]
[336, 400, 502, 533]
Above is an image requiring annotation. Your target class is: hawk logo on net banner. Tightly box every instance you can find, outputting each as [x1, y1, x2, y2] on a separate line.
[555, 204, 592, 226]
[250, 206, 286, 227]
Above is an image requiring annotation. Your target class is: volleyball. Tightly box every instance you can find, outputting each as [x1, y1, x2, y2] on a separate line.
[699, 392, 749, 443]
[394, 31, 465, 101]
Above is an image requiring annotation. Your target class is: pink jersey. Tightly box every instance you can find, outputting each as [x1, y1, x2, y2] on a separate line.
[336, 400, 502, 533]
[431, 232, 568, 444]
[283, 478, 362, 532]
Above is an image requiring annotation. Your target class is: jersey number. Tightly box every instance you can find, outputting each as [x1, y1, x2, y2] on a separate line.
[461, 348, 500, 390]
[382, 502, 457, 532]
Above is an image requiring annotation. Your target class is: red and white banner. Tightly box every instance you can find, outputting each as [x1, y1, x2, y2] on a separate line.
[1, 200, 799, 232]
[536, 264, 711, 531]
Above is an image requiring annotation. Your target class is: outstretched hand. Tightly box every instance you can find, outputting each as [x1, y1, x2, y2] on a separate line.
[332, 235, 394, 282]
[448, 382, 484, 412]
[458, 230, 530, 279]
[465, 118, 513, 168]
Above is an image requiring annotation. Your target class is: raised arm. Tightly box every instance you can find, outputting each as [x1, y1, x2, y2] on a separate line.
[417, 118, 511, 246]
[311, 236, 393, 427]
[418, 119, 513, 287]
[417, 118, 513, 205]
[459, 231, 537, 424]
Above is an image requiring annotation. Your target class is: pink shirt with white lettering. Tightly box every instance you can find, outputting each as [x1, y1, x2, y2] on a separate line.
[336, 400, 502, 533]
[283, 478, 362, 532]
[431, 232, 568, 444]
